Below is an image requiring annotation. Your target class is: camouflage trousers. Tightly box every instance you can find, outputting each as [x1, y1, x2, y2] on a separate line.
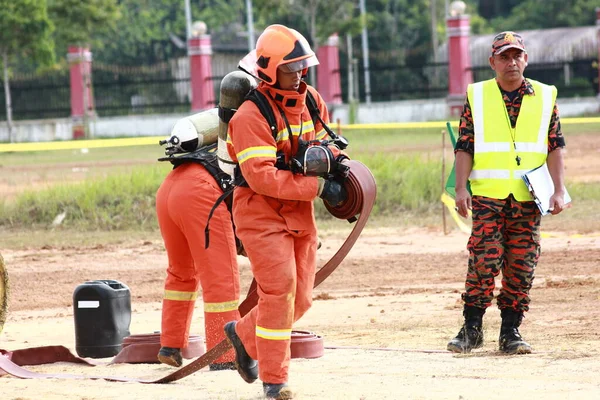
[462, 194, 541, 312]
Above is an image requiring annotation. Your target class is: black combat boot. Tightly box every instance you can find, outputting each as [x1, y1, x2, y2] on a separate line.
[157, 346, 182, 367]
[499, 309, 532, 354]
[263, 382, 294, 400]
[447, 306, 485, 353]
[224, 321, 258, 383]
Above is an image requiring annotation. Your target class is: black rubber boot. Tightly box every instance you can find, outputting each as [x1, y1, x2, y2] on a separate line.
[157, 346, 182, 367]
[447, 306, 485, 353]
[263, 382, 294, 400]
[224, 321, 258, 383]
[499, 309, 532, 354]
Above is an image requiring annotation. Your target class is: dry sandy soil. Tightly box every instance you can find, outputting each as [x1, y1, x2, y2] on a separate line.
[1, 225, 599, 400]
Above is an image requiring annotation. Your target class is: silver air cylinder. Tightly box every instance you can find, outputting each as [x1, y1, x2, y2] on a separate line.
[185, 107, 220, 147]
[217, 71, 257, 177]
[163, 108, 220, 155]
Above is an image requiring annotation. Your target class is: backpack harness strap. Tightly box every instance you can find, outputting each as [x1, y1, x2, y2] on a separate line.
[204, 88, 331, 249]
[158, 143, 233, 195]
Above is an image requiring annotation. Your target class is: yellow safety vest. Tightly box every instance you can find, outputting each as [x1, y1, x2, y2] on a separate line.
[467, 78, 557, 201]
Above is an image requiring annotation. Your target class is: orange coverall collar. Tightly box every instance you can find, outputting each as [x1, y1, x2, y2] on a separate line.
[261, 82, 308, 116]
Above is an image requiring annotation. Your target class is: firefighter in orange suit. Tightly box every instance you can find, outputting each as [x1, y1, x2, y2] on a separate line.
[156, 117, 241, 371]
[224, 24, 348, 400]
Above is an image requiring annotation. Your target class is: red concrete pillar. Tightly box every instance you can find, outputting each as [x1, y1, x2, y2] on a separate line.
[446, 12, 473, 118]
[189, 33, 215, 112]
[68, 46, 94, 139]
[596, 8, 600, 99]
[317, 34, 343, 106]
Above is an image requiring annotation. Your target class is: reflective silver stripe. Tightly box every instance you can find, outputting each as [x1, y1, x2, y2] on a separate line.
[275, 120, 315, 142]
[472, 81, 485, 150]
[537, 83, 553, 154]
[476, 141, 511, 152]
[256, 326, 292, 341]
[275, 129, 289, 142]
[513, 169, 529, 179]
[164, 290, 198, 301]
[470, 169, 531, 180]
[473, 82, 511, 153]
[513, 83, 552, 155]
[469, 169, 511, 180]
[237, 146, 277, 164]
[473, 80, 553, 155]
[315, 128, 327, 140]
[204, 299, 239, 313]
[301, 120, 315, 134]
[532, 85, 554, 154]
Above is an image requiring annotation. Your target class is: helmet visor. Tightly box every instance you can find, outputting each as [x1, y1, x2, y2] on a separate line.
[278, 55, 319, 73]
[238, 50, 259, 77]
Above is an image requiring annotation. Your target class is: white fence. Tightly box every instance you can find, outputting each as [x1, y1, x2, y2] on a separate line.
[1, 96, 598, 143]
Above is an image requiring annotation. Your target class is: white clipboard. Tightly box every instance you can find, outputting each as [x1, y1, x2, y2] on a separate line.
[522, 163, 571, 216]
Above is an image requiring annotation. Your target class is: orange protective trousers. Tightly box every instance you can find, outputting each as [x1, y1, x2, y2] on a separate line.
[156, 163, 240, 363]
[227, 82, 327, 383]
[233, 190, 318, 384]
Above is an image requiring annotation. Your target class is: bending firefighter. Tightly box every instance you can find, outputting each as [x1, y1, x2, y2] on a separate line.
[156, 111, 241, 370]
[223, 25, 348, 399]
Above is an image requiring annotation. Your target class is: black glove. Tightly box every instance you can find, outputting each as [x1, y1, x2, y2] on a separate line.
[319, 179, 347, 207]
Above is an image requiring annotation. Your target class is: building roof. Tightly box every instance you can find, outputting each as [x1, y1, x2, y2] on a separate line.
[437, 25, 598, 66]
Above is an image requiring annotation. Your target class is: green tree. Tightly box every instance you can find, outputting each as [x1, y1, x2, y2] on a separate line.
[0, 0, 54, 142]
[477, 0, 522, 20]
[48, 0, 121, 56]
[253, 0, 358, 46]
[196, 0, 246, 33]
[44, 0, 121, 138]
[93, 0, 188, 65]
[489, 0, 598, 30]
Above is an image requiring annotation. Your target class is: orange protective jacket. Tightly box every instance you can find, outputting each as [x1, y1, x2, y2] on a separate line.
[227, 81, 336, 383]
[156, 162, 240, 364]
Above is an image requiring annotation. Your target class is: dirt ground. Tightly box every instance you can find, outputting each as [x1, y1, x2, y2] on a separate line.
[1, 225, 599, 400]
[1, 132, 599, 399]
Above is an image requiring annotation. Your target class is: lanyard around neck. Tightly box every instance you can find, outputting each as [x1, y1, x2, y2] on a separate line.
[501, 93, 521, 166]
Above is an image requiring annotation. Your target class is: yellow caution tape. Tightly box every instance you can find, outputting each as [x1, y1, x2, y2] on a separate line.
[1, 116, 598, 153]
[561, 117, 600, 124]
[440, 192, 597, 239]
[0, 136, 164, 153]
[336, 116, 599, 130]
[341, 121, 459, 130]
[441, 192, 471, 234]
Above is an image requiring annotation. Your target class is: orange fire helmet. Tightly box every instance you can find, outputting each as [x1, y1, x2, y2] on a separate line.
[239, 25, 319, 85]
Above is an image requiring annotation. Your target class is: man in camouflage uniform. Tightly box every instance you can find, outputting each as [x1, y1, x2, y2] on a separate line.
[447, 31, 567, 354]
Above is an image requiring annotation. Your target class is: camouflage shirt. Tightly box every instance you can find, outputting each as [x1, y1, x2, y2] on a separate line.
[455, 79, 566, 155]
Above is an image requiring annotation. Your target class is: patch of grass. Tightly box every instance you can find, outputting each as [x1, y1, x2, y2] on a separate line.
[1, 153, 443, 230]
[0, 164, 167, 230]
[1, 148, 599, 236]
[1, 124, 599, 242]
